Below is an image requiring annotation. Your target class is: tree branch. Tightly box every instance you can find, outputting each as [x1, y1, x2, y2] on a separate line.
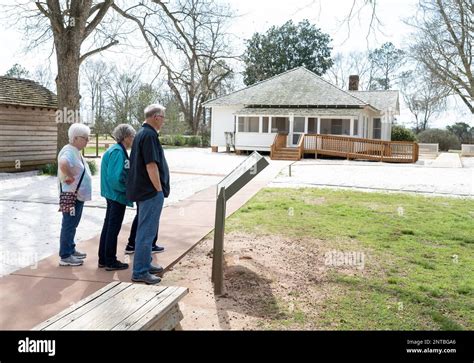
[79, 39, 119, 64]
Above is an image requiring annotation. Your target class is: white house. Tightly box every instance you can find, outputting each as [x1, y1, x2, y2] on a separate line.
[204, 67, 400, 153]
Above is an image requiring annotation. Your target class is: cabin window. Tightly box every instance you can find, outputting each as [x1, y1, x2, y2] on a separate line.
[308, 118, 317, 133]
[271, 117, 290, 133]
[262, 117, 269, 133]
[238, 116, 259, 132]
[353, 119, 359, 136]
[293, 117, 305, 133]
[373, 118, 381, 139]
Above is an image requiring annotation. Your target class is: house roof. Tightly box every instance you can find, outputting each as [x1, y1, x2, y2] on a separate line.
[235, 108, 363, 117]
[348, 90, 399, 114]
[204, 67, 374, 109]
[0, 76, 58, 109]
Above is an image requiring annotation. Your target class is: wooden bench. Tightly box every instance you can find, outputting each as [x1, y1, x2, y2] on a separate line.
[32, 282, 188, 330]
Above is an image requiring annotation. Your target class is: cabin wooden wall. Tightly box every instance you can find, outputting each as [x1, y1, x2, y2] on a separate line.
[0, 104, 57, 172]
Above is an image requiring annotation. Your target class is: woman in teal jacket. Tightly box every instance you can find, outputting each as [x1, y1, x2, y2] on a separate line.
[98, 124, 136, 271]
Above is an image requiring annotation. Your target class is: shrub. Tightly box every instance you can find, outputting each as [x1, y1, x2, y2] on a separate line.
[417, 129, 461, 151]
[172, 135, 187, 146]
[187, 135, 201, 147]
[87, 160, 97, 175]
[391, 125, 417, 142]
[199, 125, 211, 147]
[40, 162, 58, 175]
[159, 135, 173, 145]
[40, 159, 97, 176]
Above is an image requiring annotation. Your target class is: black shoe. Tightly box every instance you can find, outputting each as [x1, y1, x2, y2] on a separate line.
[105, 261, 129, 271]
[125, 244, 135, 254]
[98, 263, 106, 268]
[151, 245, 165, 254]
[149, 264, 164, 275]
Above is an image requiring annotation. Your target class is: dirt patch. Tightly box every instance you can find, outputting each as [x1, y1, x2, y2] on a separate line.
[163, 232, 373, 330]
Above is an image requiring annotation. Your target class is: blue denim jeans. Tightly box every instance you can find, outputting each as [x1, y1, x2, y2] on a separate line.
[59, 200, 84, 259]
[99, 199, 126, 266]
[132, 192, 164, 278]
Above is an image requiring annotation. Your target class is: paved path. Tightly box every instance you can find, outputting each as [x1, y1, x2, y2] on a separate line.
[270, 157, 474, 197]
[429, 152, 463, 168]
[0, 157, 290, 329]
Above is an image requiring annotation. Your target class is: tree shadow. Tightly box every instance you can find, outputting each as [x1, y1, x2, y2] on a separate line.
[214, 258, 284, 330]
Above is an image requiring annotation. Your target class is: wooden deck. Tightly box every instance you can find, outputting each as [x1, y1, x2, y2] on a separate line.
[271, 134, 419, 163]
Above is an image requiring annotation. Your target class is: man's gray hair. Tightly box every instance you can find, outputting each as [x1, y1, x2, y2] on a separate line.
[68, 123, 91, 143]
[112, 124, 136, 143]
[144, 103, 166, 119]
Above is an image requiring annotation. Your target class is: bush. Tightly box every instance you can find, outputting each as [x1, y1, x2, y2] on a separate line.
[417, 129, 461, 151]
[187, 135, 201, 147]
[391, 125, 416, 142]
[40, 162, 58, 176]
[87, 160, 97, 175]
[40, 159, 97, 176]
[172, 135, 187, 146]
[159, 135, 173, 145]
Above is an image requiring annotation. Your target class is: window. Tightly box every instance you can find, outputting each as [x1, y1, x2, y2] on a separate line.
[331, 119, 342, 134]
[308, 118, 317, 133]
[293, 117, 305, 133]
[353, 119, 358, 136]
[262, 117, 269, 133]
[271, 117, 289, 133]
[238, 116, 259, 132]
[373, 118, 381, 139]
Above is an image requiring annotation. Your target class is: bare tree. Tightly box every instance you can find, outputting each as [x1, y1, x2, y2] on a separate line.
[400, 68, 448, 132]
[82, 59, 108, 133]
[112, 0, 236, 134]
[325, 50, 374, 90]
[409, 0, 473, 113]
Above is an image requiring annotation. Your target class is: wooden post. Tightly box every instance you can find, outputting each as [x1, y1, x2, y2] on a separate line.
[212, 187, 226, 295]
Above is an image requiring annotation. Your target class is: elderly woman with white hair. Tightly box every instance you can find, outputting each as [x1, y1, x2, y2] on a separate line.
[98, 124, 136, 271]
[57, 123, 92, 266]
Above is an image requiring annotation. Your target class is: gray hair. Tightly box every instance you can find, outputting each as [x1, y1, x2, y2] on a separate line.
[112, 124, 136, 143]
[68, 123, 91, 143]
[144, 103, 166, 119]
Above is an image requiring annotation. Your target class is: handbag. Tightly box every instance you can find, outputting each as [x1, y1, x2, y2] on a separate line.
[58, 157, 86, 213]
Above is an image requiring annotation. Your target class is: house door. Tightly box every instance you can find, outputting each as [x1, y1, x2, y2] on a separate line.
[290, 117, 305, 146]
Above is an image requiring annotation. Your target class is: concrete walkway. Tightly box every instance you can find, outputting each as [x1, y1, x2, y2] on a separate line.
[0, 158, 290, 330]
[429, 152, 463, 168]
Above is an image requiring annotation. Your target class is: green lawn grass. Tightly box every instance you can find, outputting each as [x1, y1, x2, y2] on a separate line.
[225, 188, 474, 330]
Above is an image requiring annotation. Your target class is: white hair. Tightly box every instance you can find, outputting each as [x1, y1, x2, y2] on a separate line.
[68, 123, 91, 143]
[144, 103, 166, 119]
[112, 124, 136, 143]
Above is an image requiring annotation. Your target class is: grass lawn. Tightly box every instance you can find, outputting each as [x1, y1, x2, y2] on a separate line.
[225, 188, 474, 330]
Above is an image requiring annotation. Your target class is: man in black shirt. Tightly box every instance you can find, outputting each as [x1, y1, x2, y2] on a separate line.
[126, 104, 170, 284]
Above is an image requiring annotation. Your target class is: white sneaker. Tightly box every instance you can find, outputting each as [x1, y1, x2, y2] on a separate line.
[59, 256, 84, 266]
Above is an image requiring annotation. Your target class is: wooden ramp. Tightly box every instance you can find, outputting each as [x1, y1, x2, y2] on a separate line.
[271, 134, 419, 163]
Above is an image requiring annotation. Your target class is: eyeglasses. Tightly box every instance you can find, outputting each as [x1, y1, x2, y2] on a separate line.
[78, 136, 89, 141]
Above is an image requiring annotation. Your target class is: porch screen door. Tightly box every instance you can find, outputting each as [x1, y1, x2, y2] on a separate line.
[291, 117, 305, 146]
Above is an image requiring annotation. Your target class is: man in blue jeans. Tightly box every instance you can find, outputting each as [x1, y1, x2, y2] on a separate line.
[126, 103, 170, 285]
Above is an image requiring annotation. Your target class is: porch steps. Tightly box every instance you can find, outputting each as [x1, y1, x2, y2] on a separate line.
[271, 147, 301, 161]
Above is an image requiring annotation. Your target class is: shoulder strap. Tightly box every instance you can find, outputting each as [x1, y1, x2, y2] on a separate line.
[75, 157, 86, 193]
[60, 156, 86, 194]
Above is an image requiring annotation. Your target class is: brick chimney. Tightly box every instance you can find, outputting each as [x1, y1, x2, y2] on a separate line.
[349, 75, 359, 91]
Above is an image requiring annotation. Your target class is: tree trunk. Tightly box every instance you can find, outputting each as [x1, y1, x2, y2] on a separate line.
[55, 35, 82, 154]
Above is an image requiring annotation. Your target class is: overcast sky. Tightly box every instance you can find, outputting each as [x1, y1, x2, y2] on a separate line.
[0, 0, 471, 127]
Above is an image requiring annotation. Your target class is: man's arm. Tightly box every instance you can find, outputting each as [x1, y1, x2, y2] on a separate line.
[146, 162, 162, 192]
